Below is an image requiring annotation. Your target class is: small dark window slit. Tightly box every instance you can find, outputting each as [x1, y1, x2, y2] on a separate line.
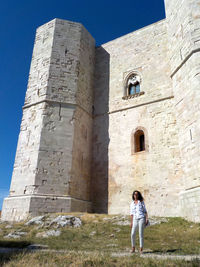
[134, 130, 145, 152]
[139, 134, 145, 151]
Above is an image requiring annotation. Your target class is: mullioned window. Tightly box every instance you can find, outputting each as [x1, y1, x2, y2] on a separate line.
[123, 72, 144, 100]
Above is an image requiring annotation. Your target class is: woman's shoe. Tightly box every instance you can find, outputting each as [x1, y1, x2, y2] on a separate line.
[130, 247, 135, 253]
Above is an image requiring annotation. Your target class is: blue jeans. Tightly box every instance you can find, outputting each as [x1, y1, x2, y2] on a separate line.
[131, 217, 145, 248]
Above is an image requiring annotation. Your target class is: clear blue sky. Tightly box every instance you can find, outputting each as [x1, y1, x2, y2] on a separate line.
[0, 0, 165, 209]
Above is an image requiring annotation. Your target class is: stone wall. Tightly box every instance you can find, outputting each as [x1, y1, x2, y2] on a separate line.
[92, 47, 110, 213]
[93, 20, 184, 216]
[2, 19, 95, 221]
[2, 0, 200, 222]
[179, 188, 200, 223]
[108, 99, 184, 217]
[165, 0, 200, 221]
[70, 106, 93, 201]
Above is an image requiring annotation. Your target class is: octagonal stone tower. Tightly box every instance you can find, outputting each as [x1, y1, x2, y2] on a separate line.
[164, 0, 200, 222]
[2, 0, 200, 223]
[2, 19, 95, 221]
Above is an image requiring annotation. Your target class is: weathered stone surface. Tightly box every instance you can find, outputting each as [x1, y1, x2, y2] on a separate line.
[36, 230, 61, 238]
[4, 231, 27, 239]
[179, 188, 200, 223]
[23, 214, 82, 229]
[164, 0, 200, 222]
[49, 215, 82, 228]
[25, 215, 46, 226]
[1, 18, 94, 222]
[93, 20, 183, 217]
[73, 217, 82, 228]
[2, 0, 200, 223]
[49, 215, 73, 227]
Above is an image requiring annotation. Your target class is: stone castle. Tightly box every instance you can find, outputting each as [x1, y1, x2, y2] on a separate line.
[2, 0, 200, 222]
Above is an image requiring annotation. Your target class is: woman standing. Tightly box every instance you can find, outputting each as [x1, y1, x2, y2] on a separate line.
[130, 190, 148, 253]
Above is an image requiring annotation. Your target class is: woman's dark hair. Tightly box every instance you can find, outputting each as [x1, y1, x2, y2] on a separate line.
[132, 190, 144, 201]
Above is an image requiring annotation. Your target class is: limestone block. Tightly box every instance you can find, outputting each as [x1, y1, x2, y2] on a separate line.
[2, 1, 200, 224]
[179, 187, 200, 222]
[2, 18, 95, 221]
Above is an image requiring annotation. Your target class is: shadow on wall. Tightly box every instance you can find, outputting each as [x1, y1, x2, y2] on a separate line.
[91, 46, 110, 213]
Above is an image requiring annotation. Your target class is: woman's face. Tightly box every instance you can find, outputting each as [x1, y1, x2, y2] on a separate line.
[134, 191, 139, 200]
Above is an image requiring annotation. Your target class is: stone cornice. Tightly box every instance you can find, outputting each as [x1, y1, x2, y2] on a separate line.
[23, 99, 93, 118]
[94, 95, 174, 117]
[171, 48, 200, 78]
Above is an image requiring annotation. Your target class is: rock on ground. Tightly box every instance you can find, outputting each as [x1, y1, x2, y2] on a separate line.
[4, 231, 27, 239]
[24, 215, 82, 229]
[49, 215, 82, 228]
[25, 216, 45, 226]
[36, 230, 61, 238]
[149, 218, 169, 226]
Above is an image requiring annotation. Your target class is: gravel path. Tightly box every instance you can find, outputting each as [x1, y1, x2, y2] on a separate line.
[140, 253, 200, 260]
[111, 250, 200, 260]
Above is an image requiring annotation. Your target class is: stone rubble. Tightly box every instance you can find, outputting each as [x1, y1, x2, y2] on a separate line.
[2, 215, 82, 239]
[36, 230, 61, 238]
[2, 214, 168, 240]
[25, 216, 46, 226]
[4, 231, 27, 239]
[24, 215, 82, 229]
[49, 215, 82, 228]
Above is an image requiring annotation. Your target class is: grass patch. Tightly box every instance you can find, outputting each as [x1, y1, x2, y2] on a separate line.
[0, 214, 200, 266]
[1, 251, 200, 267]
[144, 217, 200, 254]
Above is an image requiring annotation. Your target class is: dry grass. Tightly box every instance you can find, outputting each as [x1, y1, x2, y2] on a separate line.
[0, 214, 200, 266]
[1, 251, 200, 267]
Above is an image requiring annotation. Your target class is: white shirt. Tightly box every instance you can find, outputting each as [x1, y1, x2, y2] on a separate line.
[130, 200, 147, 219]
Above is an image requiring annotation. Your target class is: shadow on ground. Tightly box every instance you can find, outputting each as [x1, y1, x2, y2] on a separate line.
[144, 248, 182, 254]
[0, 240, 32, 265]
[0, 240, 31, 248]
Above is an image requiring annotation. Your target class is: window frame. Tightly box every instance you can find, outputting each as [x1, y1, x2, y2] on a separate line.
[128, 81, 140, 95]
[131, 127, 148, 155]
[123, 71, 144, 100]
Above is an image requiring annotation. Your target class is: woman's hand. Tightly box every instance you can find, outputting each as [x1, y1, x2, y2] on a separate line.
[130, 215, 133, 228]
[145, 212, 148, 225]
